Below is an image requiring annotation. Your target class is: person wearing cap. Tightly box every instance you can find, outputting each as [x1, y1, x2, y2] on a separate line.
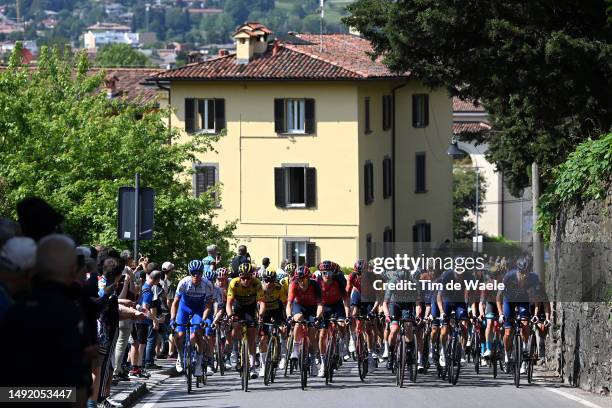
[161, 261, 178, 358]
[0, 236, 37, 320]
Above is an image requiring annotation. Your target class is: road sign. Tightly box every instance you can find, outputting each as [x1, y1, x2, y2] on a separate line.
[117, 185, 155, 241]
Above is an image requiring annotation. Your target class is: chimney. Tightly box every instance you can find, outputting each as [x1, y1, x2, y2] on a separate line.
[104, 73, 119, 99]
[272, 39, 280, 56]
[218, 49, 228, 57]
[233, 22, 272, 64]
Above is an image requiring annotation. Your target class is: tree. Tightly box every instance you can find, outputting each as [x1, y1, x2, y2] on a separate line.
[344, 0, 612, 195]
[0, 45, 236, 267]
[95, 44, 151, 67]
[453, 166, 487, 241]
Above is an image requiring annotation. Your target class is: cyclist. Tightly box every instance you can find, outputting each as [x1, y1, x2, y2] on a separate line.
[317, 260, 350, 377]
[347, 259, 377, 365]
[436, 264, 474, 367]
[258, 268, 287, 377]
[203, 269, 222, 376]
[226, 262, 265, 379]
[286, 265, 323, 377]
[212, 267, 232, 369]
[480, 262, 505, 360]
[170, 260, 215, 377]
[383, 269, 419, 371]
[496, 256, 541, 374]
[414, 267, 436, 372]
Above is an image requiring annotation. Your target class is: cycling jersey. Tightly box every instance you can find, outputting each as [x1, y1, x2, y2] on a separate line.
[176, 276, 214, 311]
[262, 282, 287, 311]
[317, 277, 343, 305]
[227, 277, 264, 306]
[287, 279, 321, 307]
[501, 270, 540, 302]
[348, 272, 361, 292]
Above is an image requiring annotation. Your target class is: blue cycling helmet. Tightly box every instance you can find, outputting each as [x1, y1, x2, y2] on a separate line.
[204, 269, 217, 282]
[188, 259, 204, 274]
[276, 271, 287, 282]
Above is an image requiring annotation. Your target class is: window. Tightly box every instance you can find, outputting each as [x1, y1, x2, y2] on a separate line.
[413, 222, 431, 242]
[415, 152, 426, 193]
[365, 97, 371, 133]
[274, 98, 315, 134]
[285, 240, 316, 266]
[274, 166, 317, 208]
[383, 156, 392, 199]
[383, 227, 393, 257]
[184, 98, 225, 134]
[364, 161, 374, 205]
[193, 164, 218, 203]
[382, 95, 392, 130]
[366, 233, 372, 260]
[412, 94, 429, 128]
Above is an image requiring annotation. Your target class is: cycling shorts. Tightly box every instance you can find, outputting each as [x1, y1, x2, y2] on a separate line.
[442, 301, 468, 323]
[350, 290, 361, 307]
[176, 306, 205, 335]
[430, 301, 440, 327]
[485, 302, 498, 320]
[291, 303, 318, 323]
[261, 309, 285, 336]
[233, 303, 258, 327]
[502, 301, 530, 329]
[389, 302, 415, 324]
[320, 301, 345, 328]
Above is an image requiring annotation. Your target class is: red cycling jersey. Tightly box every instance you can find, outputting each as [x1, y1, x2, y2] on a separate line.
[317, 277, 343, 305]
[348, 272, 361, 293]
[287, 279, 322, 307]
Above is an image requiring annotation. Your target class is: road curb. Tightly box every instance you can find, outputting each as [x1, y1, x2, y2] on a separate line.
[109, 366, 176, 407]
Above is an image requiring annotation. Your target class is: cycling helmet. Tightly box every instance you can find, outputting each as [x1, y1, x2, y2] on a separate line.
[516, 256, 529, 272]
[202, 257, 214, 266]
[238, 262, 254, 277]
[217, 267, 228, 280]
[261, 268, 277, 281]
[188, 259, 204, 274]
[354, 259, 365, 274]
[204, 269, 217, 282]
[318, 260, 334, 272]
[285, 263, 297, 277]
[296, 265, 310, 279]
[276, 271, 286, 282]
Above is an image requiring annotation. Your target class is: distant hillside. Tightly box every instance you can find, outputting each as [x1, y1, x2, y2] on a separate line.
[0, 0, 353, 51]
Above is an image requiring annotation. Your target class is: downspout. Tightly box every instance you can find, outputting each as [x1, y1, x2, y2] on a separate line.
[154, 79, 172, 143]
[391, 81, 408, 241]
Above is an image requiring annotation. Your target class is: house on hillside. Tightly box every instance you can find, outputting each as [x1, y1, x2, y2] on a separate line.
[452, 98, 533, 242]
[147, 22, 454, 266]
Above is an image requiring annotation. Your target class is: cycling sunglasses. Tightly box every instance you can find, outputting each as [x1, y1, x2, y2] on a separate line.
[190, 271, 203, 277]
[240, 274, 252, 280]
[322, 271, 333, 277]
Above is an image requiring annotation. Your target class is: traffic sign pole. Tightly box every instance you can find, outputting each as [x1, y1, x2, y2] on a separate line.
[134, 173, 140, 258]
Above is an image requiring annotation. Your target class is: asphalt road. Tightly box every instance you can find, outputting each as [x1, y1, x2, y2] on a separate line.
[135, 360, 612, 408]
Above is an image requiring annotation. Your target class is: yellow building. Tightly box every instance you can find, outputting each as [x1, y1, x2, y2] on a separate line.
[150, 22, 453, 267]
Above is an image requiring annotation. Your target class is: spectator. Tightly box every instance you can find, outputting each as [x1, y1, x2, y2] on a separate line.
[156, 262, 174, 359]
[0, 237, 37, 320]
[231, 245, 251, 273]
[0, 217, 21, 248]
[279, 259, 288, 274]
[16, 197, 64, 241]
[113, 253, 138, 383]
[144, 268, 165, 370]
[258, 257, 270, 278]
[0, 234, 90, 406]
[162, 261, 178, 358]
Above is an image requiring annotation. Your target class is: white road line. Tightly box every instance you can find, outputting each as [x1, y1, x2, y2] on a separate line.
[140, 378, 176, 408]
[546, 388, 605, 408]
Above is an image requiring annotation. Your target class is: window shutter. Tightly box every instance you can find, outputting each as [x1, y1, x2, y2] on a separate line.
[305, 98, 315, 134]
[365, 98, 371, 133]
[423, 94, 429, 127]
[274, 167, 286, 207]
[274, 98, 285, 133]
[416, 153, 426, 192]
[413, 225, 419, 242]
[306, 242, 316, 267]
[214, 98, 225, 131]
[382, 96, 388, 130]
[194, 169, 205, 197]
[412, 95, 418, 127]
[205, 166, 216, 200]
[305, 167, 317, 208]
[206, 99, 215, 130]
[364, 162, 373, 205]
[425, 223, 431, 242]
[285, 241, 292, 263]
[383, 157, 392, 199]
[185, 98, 195, 133]
[197, 99, 205, 129]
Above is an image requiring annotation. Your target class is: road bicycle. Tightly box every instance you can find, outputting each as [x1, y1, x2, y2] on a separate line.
[233, 319, 252, 392]
[292, 319, 316, 390]
[443, 312, 463, 386]
[470, 317, 483, 374]
[354, 315, 373, 381]
[322, 316, 343, 384]
[213, 318, 229, 376]
[393, 316, 418, 388]
[283, 330, 297, 377]
[488, 317, 504, 379]
[422, 318, 432, 373]
[172, 321, 207, 394]
[508, 309, 533, 388]
[262, 322, 283, 385]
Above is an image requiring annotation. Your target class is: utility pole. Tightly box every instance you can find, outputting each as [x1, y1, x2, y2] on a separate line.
[319, 0, 324, 52]
[134, 173, 140, 259]
[532, 162, 544, 279]
[145, 3, 150, 32]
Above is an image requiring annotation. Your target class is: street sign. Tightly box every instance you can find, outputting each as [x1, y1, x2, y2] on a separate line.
[117, 186, 155, 241]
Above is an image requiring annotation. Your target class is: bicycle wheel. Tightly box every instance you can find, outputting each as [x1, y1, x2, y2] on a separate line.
[271, 335, 280, 383]
[396, 335, 406, 388]
[474, 331, 481, 374]
[216, 329, 225, 376]
[492, 341, 498, 379]
[409, 334, 418, 383]
[357, 334, 368, 381]
[527, 332, 536, 384]
[423, 330, 431, 372]
[300, 342, 308, 390]
[451, 334, 461, 385]
[285, 334, 294, 377]
[324, 334, 334, 384]
[242, 338, 249, 392]
[513, 334, 521, 388]
[185, 342, 193, 394]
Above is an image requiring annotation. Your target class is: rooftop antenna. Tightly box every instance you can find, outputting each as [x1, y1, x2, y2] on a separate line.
[319, 0, 324, 52]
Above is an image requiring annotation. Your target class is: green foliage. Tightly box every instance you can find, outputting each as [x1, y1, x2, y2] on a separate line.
[453, 166, 487, 241]
[344, 0, 612, 196]
[0, 44, 236, 268]
[95, 44, 151, 68]
[536, 132, 612, 236]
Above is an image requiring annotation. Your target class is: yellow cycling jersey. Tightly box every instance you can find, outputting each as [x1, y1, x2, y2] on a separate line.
[262, 282, 287, 311]
[227, 277, 264, 306]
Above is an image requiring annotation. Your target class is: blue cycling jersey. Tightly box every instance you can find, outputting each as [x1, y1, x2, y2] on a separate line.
[501, 270, 540, 302]
[176, 276, 214, 312]
[439, 269, 475, 302]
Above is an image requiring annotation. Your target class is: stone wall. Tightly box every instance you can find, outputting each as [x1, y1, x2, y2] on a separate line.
[544, 184, 612, 396]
